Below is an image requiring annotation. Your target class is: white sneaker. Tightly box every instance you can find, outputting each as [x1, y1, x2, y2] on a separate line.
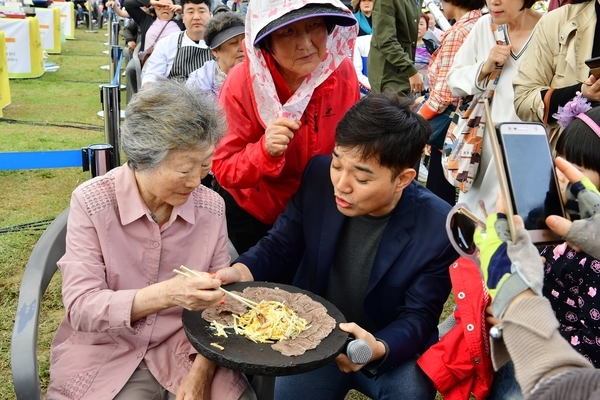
[418, 161, 429, 182]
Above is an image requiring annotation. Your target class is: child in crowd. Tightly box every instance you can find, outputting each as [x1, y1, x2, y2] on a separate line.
[540, 104, 600, 367]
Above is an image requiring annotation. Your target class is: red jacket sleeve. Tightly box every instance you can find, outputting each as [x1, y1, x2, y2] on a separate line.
[213, 63, 287, 189]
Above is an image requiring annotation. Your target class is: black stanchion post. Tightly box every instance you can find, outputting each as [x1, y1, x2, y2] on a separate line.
[100, 84, 121, 168]
[106, 10, 113, 45]
[110, 14, 119, 46]
[109, 13, 125, 89]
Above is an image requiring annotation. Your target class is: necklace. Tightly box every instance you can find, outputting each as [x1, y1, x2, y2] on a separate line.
[149, 211, 158, 224]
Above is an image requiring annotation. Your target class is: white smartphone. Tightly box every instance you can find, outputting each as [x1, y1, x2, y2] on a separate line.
[496, 122, 566, 245]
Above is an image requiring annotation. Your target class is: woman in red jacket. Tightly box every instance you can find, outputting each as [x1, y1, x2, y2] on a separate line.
[213, 0, 360, 253]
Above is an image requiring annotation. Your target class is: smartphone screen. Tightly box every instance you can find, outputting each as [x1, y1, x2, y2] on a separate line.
[497, 122, 565, 244]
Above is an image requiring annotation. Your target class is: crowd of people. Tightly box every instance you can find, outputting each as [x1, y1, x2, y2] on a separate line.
[46, 0, 600, 399]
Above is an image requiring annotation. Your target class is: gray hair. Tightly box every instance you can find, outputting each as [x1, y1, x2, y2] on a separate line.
[121, 79, 226, 171]
[204, 11, 245, 49]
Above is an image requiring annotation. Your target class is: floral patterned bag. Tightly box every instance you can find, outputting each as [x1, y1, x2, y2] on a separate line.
[441, 23, 506, 194]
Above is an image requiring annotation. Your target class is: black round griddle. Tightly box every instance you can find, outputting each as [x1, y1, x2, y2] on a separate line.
[182, 281, 348, 376]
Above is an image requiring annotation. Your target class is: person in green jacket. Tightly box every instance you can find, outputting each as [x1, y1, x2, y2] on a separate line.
[368, 0, 423, 97]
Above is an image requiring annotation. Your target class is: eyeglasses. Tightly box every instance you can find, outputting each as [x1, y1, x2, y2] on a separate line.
[445, 203, 486, 260]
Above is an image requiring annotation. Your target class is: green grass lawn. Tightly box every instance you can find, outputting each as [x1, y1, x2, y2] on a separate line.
[0, 29, 455, 400]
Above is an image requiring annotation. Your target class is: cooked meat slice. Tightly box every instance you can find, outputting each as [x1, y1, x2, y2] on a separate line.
[201, 308, 233, 325]
[201, 293, 249, 325]
[272, 339, 309, 356]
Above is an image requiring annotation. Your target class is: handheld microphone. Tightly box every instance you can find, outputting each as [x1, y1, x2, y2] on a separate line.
[343, 338, 372, 365]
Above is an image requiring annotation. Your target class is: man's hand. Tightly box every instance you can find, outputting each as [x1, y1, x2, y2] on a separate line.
[581, 75, 600, 103]
[214, 263, 254, 285]
[409, 72, 424, 95]
[176, 355, 216, 400]
[334, 322, 385, 373]
[264, 117, 300, 158]
[127, 40, 136, 52]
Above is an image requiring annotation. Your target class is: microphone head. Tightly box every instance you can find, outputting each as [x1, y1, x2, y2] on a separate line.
[346, 339, 372, 365]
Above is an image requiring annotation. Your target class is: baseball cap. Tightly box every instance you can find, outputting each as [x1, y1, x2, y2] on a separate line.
[206, 22, 245, 49]
[204, 11, 245, 50]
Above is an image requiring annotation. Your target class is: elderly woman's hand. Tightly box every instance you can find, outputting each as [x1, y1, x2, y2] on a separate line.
[167, 272, 224, 311]
[131, 272, 223, 321]
[264, 117, 301, 158]
[176, 355, 216, 400]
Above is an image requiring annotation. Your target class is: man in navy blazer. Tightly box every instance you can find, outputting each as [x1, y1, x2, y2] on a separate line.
[217, 93, 458, 400]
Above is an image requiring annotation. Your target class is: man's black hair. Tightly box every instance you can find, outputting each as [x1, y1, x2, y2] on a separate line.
[335, 92, 431, 179]
[181, 0, 212, 10]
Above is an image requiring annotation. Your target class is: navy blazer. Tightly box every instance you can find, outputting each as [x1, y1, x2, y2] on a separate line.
[237, 155, 457, 374]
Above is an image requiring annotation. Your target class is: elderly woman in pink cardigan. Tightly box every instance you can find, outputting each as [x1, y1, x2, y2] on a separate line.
[47, 80, 255, 400]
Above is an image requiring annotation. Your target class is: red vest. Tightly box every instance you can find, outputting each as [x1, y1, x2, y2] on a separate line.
[418, 258, 495, 400]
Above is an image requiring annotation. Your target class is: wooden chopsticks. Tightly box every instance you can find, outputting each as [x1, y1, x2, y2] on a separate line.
[173, 265, 259, 309]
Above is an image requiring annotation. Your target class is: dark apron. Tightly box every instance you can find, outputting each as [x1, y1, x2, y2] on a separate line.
[167, 32, 214, 81]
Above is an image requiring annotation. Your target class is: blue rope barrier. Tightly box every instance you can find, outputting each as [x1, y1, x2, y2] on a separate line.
[0, 150, 82, 171]
[111, 49, 123, 86]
